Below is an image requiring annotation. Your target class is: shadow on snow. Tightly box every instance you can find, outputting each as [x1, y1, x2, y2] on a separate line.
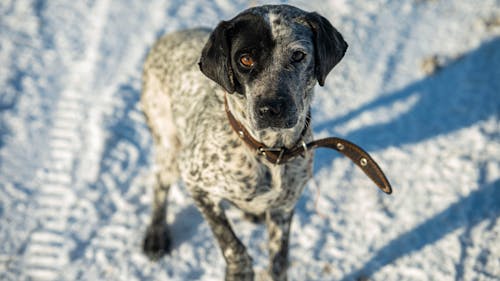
[339, 175, 499, 281]
[310, 38, 500, 280]
[313, 37, 500, 170]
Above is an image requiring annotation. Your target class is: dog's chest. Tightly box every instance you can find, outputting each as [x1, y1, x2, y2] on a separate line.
[228, 158, 312, 214]
[182, 135, 313, 213]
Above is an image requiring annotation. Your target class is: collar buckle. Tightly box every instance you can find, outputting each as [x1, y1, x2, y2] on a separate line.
[258, 147, 286, 164]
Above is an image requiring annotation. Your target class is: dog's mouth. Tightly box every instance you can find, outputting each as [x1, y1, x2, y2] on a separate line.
[254, 115, 298, 130]
[251, 111, 309, 148]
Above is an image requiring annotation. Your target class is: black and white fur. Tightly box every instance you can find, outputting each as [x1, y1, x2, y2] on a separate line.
[141, 5, 347, 281]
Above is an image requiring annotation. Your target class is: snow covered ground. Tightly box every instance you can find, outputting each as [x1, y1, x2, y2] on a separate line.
[1, 0, 499, 280]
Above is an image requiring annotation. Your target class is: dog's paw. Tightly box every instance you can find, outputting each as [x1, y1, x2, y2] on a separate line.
[142, 224, 171, 261]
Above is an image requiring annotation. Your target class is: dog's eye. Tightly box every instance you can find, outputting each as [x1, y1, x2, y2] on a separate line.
[291, 51, 306, 63]
[239, 54, 255, 68]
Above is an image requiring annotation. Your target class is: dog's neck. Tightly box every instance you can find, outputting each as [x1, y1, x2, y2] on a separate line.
[224, 94, 312, 149]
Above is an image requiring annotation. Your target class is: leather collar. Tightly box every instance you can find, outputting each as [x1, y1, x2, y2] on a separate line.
[223, 95, 392, 194]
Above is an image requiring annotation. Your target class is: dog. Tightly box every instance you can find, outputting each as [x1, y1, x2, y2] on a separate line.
[140, 4, 347, 281]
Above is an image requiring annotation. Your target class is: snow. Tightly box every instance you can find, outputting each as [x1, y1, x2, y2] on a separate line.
[1, 0, 499, 280]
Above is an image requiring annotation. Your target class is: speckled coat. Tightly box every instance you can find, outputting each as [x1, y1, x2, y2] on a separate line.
[140, 5, 347, 281]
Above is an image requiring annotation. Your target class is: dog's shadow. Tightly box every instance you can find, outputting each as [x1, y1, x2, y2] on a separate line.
[169, 203, 205, 247]
[305, 37, 500, 280]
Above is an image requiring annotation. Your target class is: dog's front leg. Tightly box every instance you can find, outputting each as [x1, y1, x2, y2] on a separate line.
[192, 191, 254, 281]
[267, 209, 294, 281]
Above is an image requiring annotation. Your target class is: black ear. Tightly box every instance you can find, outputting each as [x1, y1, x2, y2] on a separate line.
[306, 12, 348, 86]
[198, 21, 235, 93]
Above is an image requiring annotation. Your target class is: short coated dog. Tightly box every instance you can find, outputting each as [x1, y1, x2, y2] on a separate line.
[141, 4, 347, 281]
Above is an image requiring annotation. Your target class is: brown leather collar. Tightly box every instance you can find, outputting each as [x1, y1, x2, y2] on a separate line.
[224, 95, 392, 194]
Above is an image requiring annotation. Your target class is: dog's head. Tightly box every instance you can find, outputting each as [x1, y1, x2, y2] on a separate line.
[199, 5, 347, 146]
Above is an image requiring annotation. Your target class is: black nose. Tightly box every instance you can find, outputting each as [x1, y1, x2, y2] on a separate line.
[257, 99, 285, 119]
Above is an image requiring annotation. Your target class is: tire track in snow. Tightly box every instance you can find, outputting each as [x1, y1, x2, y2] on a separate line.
[26, 1, 173, 278]
[23, 1, 111, 279]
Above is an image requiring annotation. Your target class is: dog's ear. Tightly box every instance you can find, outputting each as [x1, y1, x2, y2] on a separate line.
[199, 21, 235, 94]
[305, 12, 348, 86]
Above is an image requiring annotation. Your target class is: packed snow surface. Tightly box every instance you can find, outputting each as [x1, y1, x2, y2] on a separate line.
[1, 0, 499, 280]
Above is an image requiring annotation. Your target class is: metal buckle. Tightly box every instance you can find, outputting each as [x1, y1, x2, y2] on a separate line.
[300, 140, 308, 158]
[258, 147, 286, 164]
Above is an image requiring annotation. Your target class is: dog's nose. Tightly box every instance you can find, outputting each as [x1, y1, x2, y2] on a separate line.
[255, 97, 297, 129]
[257, 99, 285, 119]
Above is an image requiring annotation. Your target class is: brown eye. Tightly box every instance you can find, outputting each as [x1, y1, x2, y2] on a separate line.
[292, 51, 306, 62]
[239, 54, 254, 68]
